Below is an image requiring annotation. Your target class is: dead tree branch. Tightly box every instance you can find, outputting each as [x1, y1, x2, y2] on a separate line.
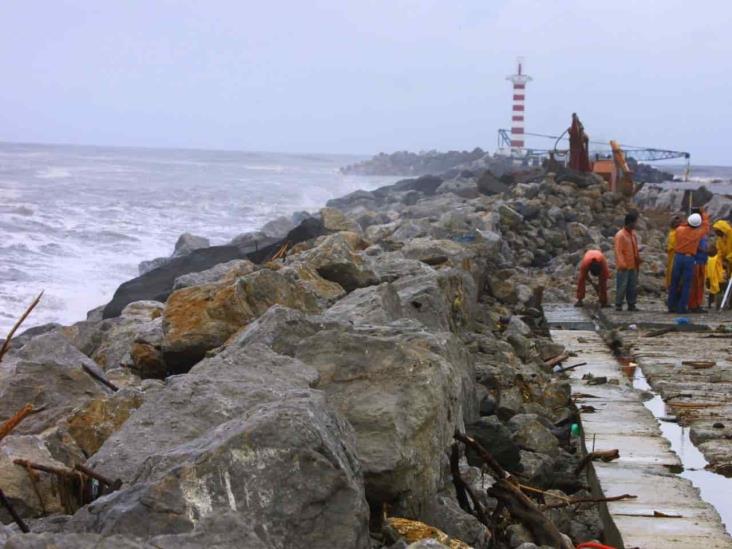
[0, 403, 34, 442]
[574, 449, 620, 475]
[0, 291, 43, 363]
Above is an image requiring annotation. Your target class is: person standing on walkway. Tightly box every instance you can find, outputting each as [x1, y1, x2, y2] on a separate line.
[668, 209, 710, 314]
[614, 212, 641, 311]
[665, 215, 682, 289]
[688, 235, 708, 313]
[712, 220, 732, 277]
[706, 242, 727, 310]
[575, 249, 610, 307]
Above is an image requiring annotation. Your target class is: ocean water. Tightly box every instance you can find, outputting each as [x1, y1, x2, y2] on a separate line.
[664, 164, 732, 193]
[0, 143, 398, 334]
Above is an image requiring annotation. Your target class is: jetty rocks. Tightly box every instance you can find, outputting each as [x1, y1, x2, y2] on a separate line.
[0, 168, 682, 548]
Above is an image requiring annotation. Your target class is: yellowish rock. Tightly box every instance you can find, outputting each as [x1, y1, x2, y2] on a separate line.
[388, 517, 471, 549]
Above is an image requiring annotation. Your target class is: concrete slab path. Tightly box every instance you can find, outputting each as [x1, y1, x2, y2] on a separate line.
[548, 312, 732, 548]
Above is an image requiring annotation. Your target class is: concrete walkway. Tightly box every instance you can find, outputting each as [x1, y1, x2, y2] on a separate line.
[546, 304, 732, 549]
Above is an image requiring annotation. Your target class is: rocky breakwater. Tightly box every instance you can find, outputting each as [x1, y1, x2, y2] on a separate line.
[0, 169, 647, 548]
[635, 183, 732, 220]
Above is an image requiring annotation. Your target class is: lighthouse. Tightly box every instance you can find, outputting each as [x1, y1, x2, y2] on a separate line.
[506, 57, 532, 156]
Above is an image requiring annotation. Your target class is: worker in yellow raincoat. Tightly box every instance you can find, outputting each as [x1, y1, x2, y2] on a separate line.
[713, 220, 732, 271]
[665, 215, 682, 289]
[706, 242, 727, 309]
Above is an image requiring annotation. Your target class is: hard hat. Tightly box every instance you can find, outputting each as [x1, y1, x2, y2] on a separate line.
[688, 213, 702, 228]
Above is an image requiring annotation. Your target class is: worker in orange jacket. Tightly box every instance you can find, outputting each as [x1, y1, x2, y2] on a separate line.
[613, 212, 640, 311]
[575, 250, 610, 307]
[668, 209, 710, 314]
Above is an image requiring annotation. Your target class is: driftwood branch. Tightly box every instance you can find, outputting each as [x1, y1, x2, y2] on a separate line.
[644, 327, 676, 338]
[448, 443, 490, 528]
[543, 493, 637, 509]
[81, 364, 119, 392]
[0, 487, 29, 533]
[0, 403, 34, 442]
[454, 431, 509, 480]
[449, 443, 471, 512]
[74, 464, 122, 491]
[574, 449, 620, 475]
[455, 431, 571, 549]
[554, 362, 587, 374]
[13, 458, 75, 478]
[488, 479, 573, 549]
[544, 352, 571, 369]
[0, 291, 43, 363]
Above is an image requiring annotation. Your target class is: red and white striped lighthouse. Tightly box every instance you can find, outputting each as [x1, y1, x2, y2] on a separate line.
[506, 57, 532, 155]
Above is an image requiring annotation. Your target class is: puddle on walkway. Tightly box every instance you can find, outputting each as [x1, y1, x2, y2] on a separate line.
[632, 366, 732, 535]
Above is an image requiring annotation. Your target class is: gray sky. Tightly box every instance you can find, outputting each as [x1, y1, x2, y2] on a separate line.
[1, 0, 730, 163]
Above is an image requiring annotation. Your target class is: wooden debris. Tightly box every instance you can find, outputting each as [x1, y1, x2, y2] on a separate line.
[574, 449, 620, 475]
[0, 403, 34, 442]
[74, 464, 123, 491]
[0, 291, 43, 363]
[554, 361, 587, 374]
[681, 360, 715, 369]
[488, 479, 573, 549]
[454, 431, 509, 480]
[668, 402, 723, 409]
[644, 327, 676, 338]
[81, 364, 119, 392]
[544, 352, 570, 369]
[0, 487, 29, 533]
[13, 458, 75, 479]
[543, 492, 636, 509]
[270, 241, 290, 261]
[454, 431, 572, 549]
[448, 444, 490, 528]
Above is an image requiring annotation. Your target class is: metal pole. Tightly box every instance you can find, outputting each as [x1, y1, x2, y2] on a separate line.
[720, 278, 732, 310]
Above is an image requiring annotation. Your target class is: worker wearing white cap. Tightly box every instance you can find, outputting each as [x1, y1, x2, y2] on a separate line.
[668, 209, 710, 313]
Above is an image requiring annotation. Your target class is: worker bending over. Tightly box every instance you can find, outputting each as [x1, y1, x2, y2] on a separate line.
[668, 209, 710, 314]
[614, 212, 641, 312]
[575, 250, 610, 307]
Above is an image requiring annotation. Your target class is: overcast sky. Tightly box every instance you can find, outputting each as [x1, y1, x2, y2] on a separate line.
[1, 0, 730, 163]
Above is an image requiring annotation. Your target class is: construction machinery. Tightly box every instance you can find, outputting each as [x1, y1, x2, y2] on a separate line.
[592, 140, 634, 196]
[496, 117, 691, 184]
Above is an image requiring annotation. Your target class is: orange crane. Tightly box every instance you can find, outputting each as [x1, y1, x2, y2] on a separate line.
[591, 140, 635, 196]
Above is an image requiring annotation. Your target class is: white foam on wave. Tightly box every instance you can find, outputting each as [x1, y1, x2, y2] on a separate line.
[36, 167, 72, 179]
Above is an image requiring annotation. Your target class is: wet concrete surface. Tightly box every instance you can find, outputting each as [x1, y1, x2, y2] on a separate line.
[600, 299, 732, 331]
[602, 300, 732, 476]
[547, 303, 732, 548]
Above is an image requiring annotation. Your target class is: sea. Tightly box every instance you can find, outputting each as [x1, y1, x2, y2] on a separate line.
[0, 142, 399, 334]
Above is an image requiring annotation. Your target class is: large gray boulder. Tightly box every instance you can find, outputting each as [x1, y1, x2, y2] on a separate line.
[161, 269, 321, 371]
[296, 232, 378, 292]
[138, 234, 211, 275]
[73, 345, 369, 547]
[260, 216, 296, 239]
[294, 324, 477, 513]
[435, 178, 479, 199]
[229, 306, 333, 356]
[172, 259, 257, 290]
[392, 269, 478, 333]
[0, 332, 106, 435]
[173, 233, 210, 257]
[322, 283, 404, 325]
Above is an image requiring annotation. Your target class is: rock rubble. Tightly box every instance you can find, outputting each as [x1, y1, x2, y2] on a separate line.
[1, 166, 688, 548]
